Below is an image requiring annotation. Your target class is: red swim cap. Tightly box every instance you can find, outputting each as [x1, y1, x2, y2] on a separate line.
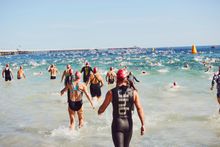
[93, 67, 98, 73]
[75, 71, 81, 79]
[117, 69, 127, 80]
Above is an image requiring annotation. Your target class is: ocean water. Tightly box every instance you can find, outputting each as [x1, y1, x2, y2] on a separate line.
[0, 46, 220, 147]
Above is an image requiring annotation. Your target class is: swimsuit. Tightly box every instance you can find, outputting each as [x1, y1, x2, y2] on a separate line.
[90, 75, 101, 97]
[68, 82, 83, 111]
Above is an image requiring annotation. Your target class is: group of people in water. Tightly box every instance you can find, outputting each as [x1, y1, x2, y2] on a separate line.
[59, 62, 145, 147]
[1, 62, 220, 147]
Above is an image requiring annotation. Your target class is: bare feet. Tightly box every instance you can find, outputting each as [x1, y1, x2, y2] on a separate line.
[79, 120, 84, 128]
[69, 124, 74, 130]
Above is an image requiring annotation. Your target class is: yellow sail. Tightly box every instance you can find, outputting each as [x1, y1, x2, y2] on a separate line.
[191, 44, 197, 54]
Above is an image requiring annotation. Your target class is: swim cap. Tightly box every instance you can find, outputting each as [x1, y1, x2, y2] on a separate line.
[93, 67, 98, 73]
[67, 64, 71, 69]
[117, 69, 127, 80]
[75, 71, 81, 79]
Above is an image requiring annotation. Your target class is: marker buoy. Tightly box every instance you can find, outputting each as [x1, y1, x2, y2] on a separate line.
[192, 44, 197, 54]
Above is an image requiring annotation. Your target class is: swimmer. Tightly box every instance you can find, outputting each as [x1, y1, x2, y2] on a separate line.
[87, 67, 104, 100]
[33, 72, 43, 76]
[17, 66, 26, 79]
[106, 67, 116, 85]
[170, 82, 177, 88]
[81, 62, 93, 83]
[127, 72, 140, 90]
[2, 64, 14, 81]
[210, 66, 220, 113]
[98, 69, 145, 147]
[48, 64, 58, 80]
[61, 71, 94, 129]
[61, 65, 73, 102]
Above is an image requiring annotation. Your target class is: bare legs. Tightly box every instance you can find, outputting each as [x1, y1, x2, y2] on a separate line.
[68, 107, 84, 129]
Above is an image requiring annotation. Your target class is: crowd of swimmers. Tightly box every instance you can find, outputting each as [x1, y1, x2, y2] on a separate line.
[1, 62, 220, 147]
[1, 62, 145, 147]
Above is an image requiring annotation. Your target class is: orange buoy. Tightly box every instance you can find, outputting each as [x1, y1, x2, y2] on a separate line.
[192, 44, 197, 54]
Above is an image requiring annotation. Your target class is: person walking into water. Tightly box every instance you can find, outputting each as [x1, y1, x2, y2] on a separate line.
[48, 64, 58, 80]
[61, 71, 94, 129]
[61, 64, 73, 101]
[106, 67, 116, 85]
[87, 67, 104, 100]
[210, 66, 220, 113]
[127, 71, 140, 90]
[98, 69, 145, 147]
[81, 62, 93, 83]
[17, 66, 26, 79]
[2, 64, 14, 81]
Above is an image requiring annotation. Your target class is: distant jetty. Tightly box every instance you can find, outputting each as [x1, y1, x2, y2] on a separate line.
[0, 50, 33, 56]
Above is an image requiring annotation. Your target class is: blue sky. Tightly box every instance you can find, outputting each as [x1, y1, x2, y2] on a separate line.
[0, 0, 219, 50]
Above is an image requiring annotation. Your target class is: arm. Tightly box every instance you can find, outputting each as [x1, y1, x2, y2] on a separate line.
[86, 75, 91, 86]
[60, 84, 70, 96]
[2, 69, 5, 78]
[105, 73, 108, 82]
[134, 76, 140, 82]
[100, 77, 104, 87]
[82, 85, 94, 109]
[10, 70, 14, 79]
[134, 90, 145, 135]
[98, 90, 112, 114]
[61, 71, 65, 82]
[81, 67, 84, 73]
[211, 75, 216, 90]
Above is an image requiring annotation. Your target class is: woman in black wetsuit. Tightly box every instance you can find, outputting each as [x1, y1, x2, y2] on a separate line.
[98, 69, 145, 147]
[61, 71, 94, 129]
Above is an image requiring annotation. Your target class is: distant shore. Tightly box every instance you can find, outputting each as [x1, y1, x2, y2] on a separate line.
[0, 50, 34, 56]
[0, 45, 219, 56]
[0, 47, 137, 56]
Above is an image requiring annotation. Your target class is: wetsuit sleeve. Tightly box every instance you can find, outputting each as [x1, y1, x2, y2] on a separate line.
[98, 91, 112, 114]
[81, 67, 84, 73]
[211, 75, 217, 87]
[134, 76, 140, 82]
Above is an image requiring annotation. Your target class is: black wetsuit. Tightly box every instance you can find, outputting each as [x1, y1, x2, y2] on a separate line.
[111, 86, 134, 147]
[212, 73, 220, 97]
[127, 74, 139, 90]
[4, 68, 12, 81]
[81, 66, 93, 83]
